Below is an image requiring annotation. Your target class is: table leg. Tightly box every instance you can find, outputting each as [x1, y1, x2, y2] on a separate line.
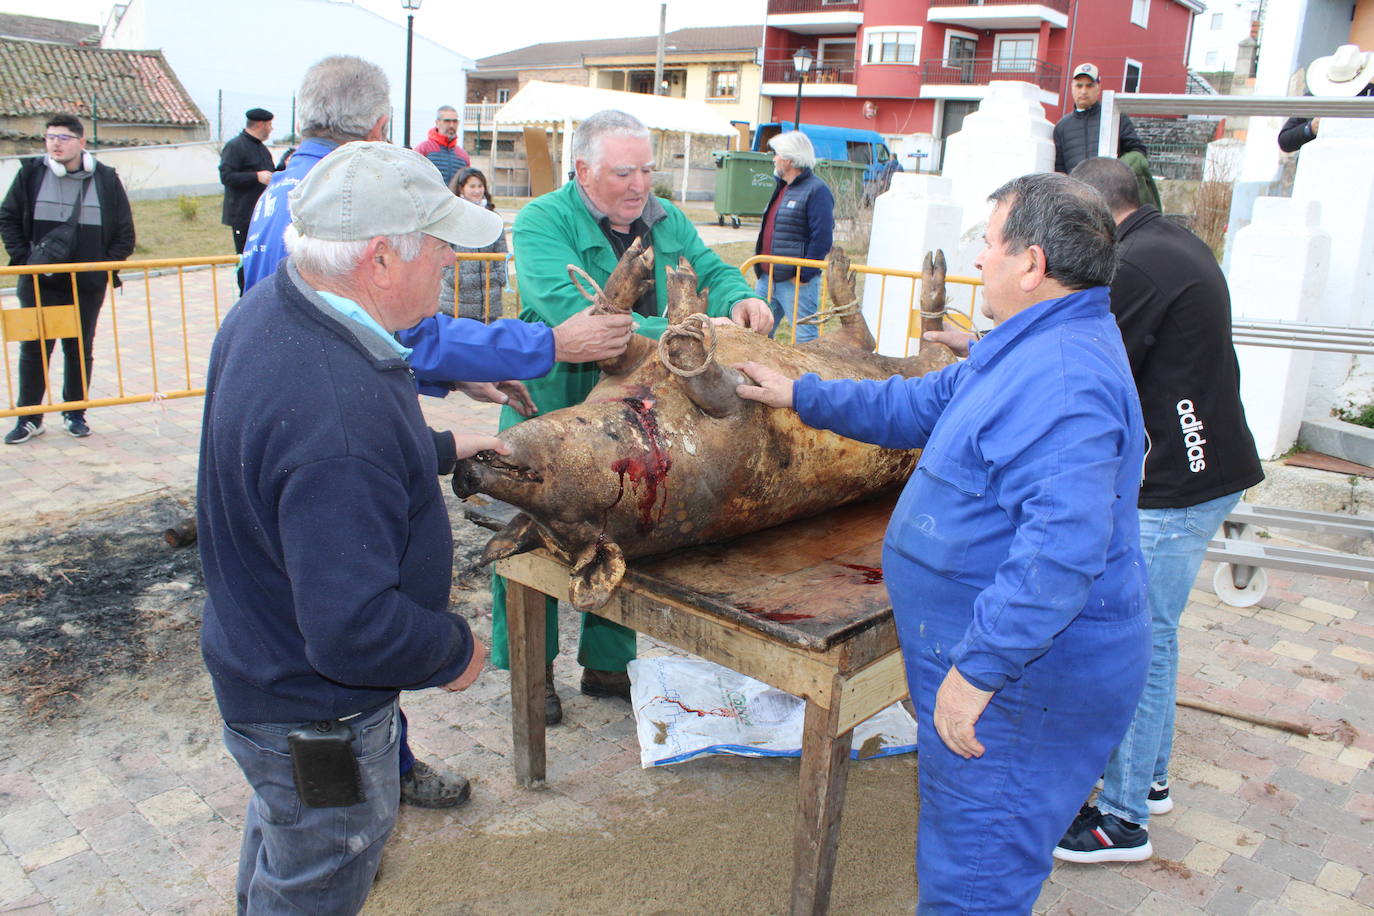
[507, 578, 546, 788]
[789, 696, 852, 916]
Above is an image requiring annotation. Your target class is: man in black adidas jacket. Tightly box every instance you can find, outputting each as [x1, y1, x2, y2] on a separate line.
[1053, 157, 1264, 864]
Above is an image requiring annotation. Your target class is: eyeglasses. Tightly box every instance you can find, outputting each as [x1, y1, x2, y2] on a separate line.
[45, 133, 80, 143]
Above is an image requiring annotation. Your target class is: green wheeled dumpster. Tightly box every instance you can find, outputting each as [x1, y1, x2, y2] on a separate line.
[813, 158, 867, 207]
[712, 150, 776, 228]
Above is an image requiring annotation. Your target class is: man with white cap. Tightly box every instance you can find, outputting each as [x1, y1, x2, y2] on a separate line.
[1052, 63, 1149, 175]
[1278, 44, 1374, 153]
[197, 142, 511, 913]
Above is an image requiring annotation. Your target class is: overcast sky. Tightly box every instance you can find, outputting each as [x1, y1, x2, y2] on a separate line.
[0, 0, 769, 59]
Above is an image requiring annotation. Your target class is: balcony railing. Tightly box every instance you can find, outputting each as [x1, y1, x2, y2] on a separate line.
[920, 56, 1062, 92]
[762, 59, 858, 85]
[930, 0, 1069, 12]
[463, 102, 503, 124]
[767, 0, 861, 13]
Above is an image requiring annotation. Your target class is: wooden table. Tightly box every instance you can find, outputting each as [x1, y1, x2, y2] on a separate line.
[495, 493, 909, 916]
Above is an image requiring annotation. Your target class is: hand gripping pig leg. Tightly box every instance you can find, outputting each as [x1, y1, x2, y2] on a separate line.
[567, 238, 657, 376]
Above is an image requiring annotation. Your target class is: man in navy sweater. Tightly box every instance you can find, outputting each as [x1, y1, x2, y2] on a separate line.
[199, 143, 513, 913]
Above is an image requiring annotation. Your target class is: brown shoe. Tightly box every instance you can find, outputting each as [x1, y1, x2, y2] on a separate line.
[580, 667, 631, 700]
[399, 759, 471, 809]
[545, 663, 563, 726]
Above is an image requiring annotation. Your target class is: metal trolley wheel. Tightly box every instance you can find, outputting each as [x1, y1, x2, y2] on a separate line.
[1213, 563, 1268, 608]
[1212, 520, 1268, 608]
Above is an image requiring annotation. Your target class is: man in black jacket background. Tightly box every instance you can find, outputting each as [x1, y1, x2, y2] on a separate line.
[1053, 63, 1160, 210]
[0, 113, 136, 444]
[1053, 157, 1264, 863]
[219, 108, 276, 294]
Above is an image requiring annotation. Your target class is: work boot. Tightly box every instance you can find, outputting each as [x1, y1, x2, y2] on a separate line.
[545, 663, 563, 726]
[399, 759, 471, 809]
[580, 667, 632, 701]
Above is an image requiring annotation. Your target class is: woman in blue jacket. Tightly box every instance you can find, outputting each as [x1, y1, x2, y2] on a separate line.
[738, 173, 1150, 914]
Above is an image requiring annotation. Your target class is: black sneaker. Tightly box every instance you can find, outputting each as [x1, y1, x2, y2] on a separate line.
[3, 419, 44, 445]
[1147, 780, 1173, 815]
[1053, 805, 1153, 863]
[62, 414, 91, 438]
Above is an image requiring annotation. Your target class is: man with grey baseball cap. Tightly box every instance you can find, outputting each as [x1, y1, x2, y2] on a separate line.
[198, 141, 511, 913]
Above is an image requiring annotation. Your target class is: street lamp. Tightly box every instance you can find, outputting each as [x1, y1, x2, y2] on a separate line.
[792, 47, 814, 128]
[402, 0, 422, 148]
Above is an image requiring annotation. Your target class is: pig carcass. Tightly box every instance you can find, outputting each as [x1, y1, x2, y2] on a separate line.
[452, 243, 957, 611]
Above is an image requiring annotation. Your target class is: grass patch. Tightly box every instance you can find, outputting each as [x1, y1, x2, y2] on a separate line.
[2, 193, 235, 290]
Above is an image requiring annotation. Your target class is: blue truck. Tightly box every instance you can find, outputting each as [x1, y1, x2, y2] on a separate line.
[752, 122, 901, 196]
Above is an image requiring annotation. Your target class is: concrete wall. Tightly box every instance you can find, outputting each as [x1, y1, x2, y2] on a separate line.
[103, 0, 473, 144]
[0, 141, 291, 201]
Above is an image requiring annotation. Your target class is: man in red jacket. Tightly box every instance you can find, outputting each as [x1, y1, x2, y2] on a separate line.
[413, 105, 470, 185]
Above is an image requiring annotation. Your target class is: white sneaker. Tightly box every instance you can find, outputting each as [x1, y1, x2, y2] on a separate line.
[1147, 780, 1173, 815]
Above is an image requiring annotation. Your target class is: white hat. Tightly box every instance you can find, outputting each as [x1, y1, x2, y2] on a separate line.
[1306, 45, 1374, 97]
[1072, 63, 1100, 83]
[289, 141, 502, 248]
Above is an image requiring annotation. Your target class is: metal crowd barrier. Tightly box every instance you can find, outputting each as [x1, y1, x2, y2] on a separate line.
[739, 254, 983, 349]
[1, 256, 238, 418]
[444, 251, 511, 323]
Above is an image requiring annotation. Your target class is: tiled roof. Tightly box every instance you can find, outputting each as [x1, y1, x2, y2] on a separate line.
[0, 13, 101, 46]
[476, 25, 764, 72]
[0, 38, 206, 127]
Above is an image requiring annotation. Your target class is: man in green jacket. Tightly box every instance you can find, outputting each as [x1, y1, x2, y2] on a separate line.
[497, 109, 772, 723]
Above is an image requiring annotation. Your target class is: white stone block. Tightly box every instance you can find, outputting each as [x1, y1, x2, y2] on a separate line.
[941, 81, 1056, 282]
[1228, 197, 1330, 458]
[861, 174, 964, 357]
[1291, 122, 1374, 421]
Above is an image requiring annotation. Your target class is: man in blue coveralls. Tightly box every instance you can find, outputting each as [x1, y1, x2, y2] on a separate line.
[736, 172, 1151, 912]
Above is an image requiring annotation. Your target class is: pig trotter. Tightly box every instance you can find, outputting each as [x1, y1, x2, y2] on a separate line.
[918, 249, 948, 341]
[478, 513, 549, 567]
[568, 537, 627, 612]
[660, 314, 746, 419]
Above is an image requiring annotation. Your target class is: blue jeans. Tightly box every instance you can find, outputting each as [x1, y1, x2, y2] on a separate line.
[1097, 491, 1241, 827]
[223, 700, 401, 915]
[754, 274, 821, 343]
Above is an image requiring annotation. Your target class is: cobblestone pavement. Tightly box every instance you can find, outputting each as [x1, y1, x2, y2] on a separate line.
[1, 270, 1372, 914]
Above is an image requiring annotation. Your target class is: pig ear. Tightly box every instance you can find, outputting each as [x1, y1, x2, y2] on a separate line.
[477, 513, 547, 566]
[567, 538, 627, 612]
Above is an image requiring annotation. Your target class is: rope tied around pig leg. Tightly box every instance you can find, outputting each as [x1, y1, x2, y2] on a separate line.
[567, 264, 608, 309]
[657, 313, 718, 378]
[795, 298, 860, 326]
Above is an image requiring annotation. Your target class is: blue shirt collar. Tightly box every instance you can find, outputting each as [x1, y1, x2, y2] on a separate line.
[968, 286, 1111, 370]
[313, 290, 413, 359]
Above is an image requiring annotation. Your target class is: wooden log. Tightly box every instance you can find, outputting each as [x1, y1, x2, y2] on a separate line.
[1176, 695, 1312, 736]
[163, 516, 197, 548]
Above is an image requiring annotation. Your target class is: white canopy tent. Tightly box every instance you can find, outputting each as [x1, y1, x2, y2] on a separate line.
[494, 80, 739, 200]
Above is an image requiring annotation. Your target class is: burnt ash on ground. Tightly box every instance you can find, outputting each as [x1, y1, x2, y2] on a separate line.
[0, 488, 501, 724]
[0, 493, 203, 721]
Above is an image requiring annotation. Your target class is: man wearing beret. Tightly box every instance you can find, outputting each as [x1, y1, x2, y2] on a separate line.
[219, 108, 277, 294]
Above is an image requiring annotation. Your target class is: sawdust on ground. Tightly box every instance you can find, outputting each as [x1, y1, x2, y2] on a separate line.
[365, 752, 917, 916]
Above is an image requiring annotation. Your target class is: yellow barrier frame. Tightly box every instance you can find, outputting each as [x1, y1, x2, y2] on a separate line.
[1, 256, 238, 418]
[740, 254, 983, 352]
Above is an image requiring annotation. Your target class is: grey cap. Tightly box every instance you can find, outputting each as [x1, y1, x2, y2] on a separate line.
[289, 141, 502, 248]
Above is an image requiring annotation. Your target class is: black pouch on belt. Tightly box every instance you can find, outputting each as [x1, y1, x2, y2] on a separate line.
[287, 720, 363, 808]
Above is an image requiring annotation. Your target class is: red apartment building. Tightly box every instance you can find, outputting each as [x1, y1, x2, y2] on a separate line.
[762, 0, 1203, 162]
